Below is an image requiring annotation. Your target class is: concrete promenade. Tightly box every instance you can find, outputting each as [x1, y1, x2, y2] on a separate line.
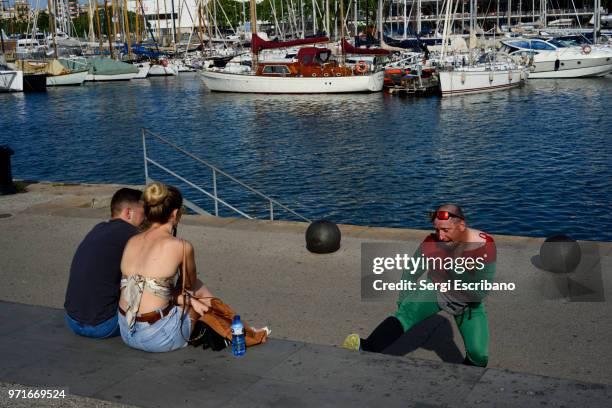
[1, 182, 611, 406]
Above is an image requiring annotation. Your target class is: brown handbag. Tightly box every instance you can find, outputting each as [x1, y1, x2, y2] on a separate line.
[179, 240, 268, 348]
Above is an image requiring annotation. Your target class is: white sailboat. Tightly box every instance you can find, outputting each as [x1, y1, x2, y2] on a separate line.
[0, 69, 24, 92]
[438, 0, 528, 96]
[200, 0, 384, 94]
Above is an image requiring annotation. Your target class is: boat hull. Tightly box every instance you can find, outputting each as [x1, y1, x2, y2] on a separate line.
[85, 72, 138, 81]
[0, 70, 23, 92]
[200, 70, 385, 93]
[23, 73, 47, 92]
[530, 56, 612, 78]
[46, 70, 88, 86]
[148, 64, 178, 76]
[132, 62, 151, 79]
[439, 68, 528, 96]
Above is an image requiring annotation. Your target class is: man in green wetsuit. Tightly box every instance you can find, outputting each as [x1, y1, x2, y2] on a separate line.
[342, 204, 496, 367]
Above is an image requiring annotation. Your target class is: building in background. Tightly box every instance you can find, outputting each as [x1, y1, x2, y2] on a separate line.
[128, 0, 201, 41]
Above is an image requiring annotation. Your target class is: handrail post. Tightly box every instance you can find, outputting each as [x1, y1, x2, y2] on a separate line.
[269, 200, 274, 221]
[212, 168, 219, 216]
[142, 128, 149, 185]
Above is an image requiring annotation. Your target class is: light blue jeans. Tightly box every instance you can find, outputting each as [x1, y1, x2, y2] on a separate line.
[118, 306, 192, 353]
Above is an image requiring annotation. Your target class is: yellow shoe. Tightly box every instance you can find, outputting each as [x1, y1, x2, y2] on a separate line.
[341, 333, 361, 351]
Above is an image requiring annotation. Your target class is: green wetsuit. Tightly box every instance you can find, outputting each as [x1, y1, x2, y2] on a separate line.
[394, 233, 496, 367]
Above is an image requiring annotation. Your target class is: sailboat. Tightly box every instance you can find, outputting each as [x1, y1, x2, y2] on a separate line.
[1, 55, 23, 92]
[200, 0, 384, 93]
[438, 0, 529, 96]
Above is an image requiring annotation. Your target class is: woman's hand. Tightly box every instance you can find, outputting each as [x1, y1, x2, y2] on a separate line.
[189, 296, 210, 315]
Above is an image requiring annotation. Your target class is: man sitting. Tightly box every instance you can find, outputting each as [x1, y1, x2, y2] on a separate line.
[64, 188, 144, 338]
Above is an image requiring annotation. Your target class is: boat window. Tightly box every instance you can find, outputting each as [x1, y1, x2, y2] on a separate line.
[318, 52, 330, 63]
[548, 39, 571, 48]
[531, 40, 556, 51]
[262, 65, 290, 74]
[273, 65, 290, 74]
[509, 41, 530, 49]
[302, 55, 313, 65]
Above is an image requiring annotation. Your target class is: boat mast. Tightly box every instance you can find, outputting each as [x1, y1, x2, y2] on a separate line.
[249, 0, 258, 71]
[95, 0, 103, 52]
[156, 0, 161, 42]
[88, 0, 95, 43]
[0, 12, 5, 54]
[105, 0, 115, 58]
[593, 0, 600, 44]
[469, 0, 474, 64]
[171, 0, 178, 52]
[340, 0, 345, 63]
[440, 0, 453, 61]
[122, 0, 132, 58]
[47, 0, 59, 59]
[135, 0, 141, 44]
[112, 0, 119, 42]
[377, 0, 382, 43]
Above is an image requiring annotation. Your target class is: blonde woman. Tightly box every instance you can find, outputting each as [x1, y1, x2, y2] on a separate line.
[118, 181, 213, 352]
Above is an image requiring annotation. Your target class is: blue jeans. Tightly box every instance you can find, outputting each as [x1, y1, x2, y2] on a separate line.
[65, 313, 120, 339]
[118, 305, 192, 352]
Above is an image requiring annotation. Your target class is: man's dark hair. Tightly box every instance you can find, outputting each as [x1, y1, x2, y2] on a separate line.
[110, 188, 142, 217]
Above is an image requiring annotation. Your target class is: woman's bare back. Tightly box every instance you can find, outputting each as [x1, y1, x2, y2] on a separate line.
[119, 228, 183, 313]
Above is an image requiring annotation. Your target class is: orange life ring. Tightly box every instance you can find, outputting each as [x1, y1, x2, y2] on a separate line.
[581, 45, 592, 55]
[355, 60, 368, 74]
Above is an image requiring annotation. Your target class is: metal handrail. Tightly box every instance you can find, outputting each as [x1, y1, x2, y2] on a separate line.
[141, 128, 310, 222]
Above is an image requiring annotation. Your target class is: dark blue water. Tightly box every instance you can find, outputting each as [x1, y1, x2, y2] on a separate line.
[1, 74, 611, 241]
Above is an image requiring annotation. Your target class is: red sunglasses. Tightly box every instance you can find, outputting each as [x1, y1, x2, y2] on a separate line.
[429, 210, 464, 221]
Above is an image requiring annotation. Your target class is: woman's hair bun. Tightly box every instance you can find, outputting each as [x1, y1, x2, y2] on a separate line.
[143, 181, 168, 207]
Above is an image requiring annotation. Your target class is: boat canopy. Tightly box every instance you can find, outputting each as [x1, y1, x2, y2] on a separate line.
[341, 38, 390, 55]
[251, 33, 329, 53]
[296, 47, 333, 66]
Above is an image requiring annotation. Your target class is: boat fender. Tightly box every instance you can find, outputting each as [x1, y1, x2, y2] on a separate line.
[460, 72, 466, 84]
[581, 45, 592, 55]
[489, 72, 494, 83]
[554, 59, 560, 71]
[508, 70, 513, 81]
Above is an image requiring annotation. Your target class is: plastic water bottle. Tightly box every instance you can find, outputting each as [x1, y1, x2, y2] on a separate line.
[231, 315, 246, 357]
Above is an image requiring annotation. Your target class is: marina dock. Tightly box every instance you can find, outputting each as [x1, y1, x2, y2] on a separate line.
[0, 182, 611, 406]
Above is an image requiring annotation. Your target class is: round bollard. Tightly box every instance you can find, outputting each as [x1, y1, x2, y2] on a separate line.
[306, 220, 341, 254]
[0, 146, 16, 195]
[539, 234, 581, 273]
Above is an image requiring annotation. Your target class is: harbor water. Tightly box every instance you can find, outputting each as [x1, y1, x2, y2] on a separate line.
[1, 74, 611, 241]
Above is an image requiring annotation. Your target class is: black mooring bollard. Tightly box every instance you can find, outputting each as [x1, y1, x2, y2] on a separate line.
[0, 146, 16, 195]
[306, 220, 341, 254]
[539, 234, 582, 274]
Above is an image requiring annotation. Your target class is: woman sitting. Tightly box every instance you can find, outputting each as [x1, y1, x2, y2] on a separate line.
[118, 181, 213, 352]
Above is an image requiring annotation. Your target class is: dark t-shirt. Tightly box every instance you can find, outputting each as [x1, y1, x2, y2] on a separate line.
[64, 219, 139, 325]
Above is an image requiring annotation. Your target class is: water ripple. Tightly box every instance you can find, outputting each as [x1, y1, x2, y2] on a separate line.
[1, 74, 611, 241]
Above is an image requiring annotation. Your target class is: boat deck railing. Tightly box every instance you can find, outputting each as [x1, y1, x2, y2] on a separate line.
[141, 128, 310, 222]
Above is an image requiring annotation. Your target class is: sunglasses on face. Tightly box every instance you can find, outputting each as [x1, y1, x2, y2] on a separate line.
[429, 210, 464, 222]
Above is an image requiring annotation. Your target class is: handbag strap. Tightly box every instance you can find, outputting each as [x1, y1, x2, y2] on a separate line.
[181, 239, 187, 294]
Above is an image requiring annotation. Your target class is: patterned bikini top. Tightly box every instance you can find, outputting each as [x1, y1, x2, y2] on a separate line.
[120, 274, 175, 331]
